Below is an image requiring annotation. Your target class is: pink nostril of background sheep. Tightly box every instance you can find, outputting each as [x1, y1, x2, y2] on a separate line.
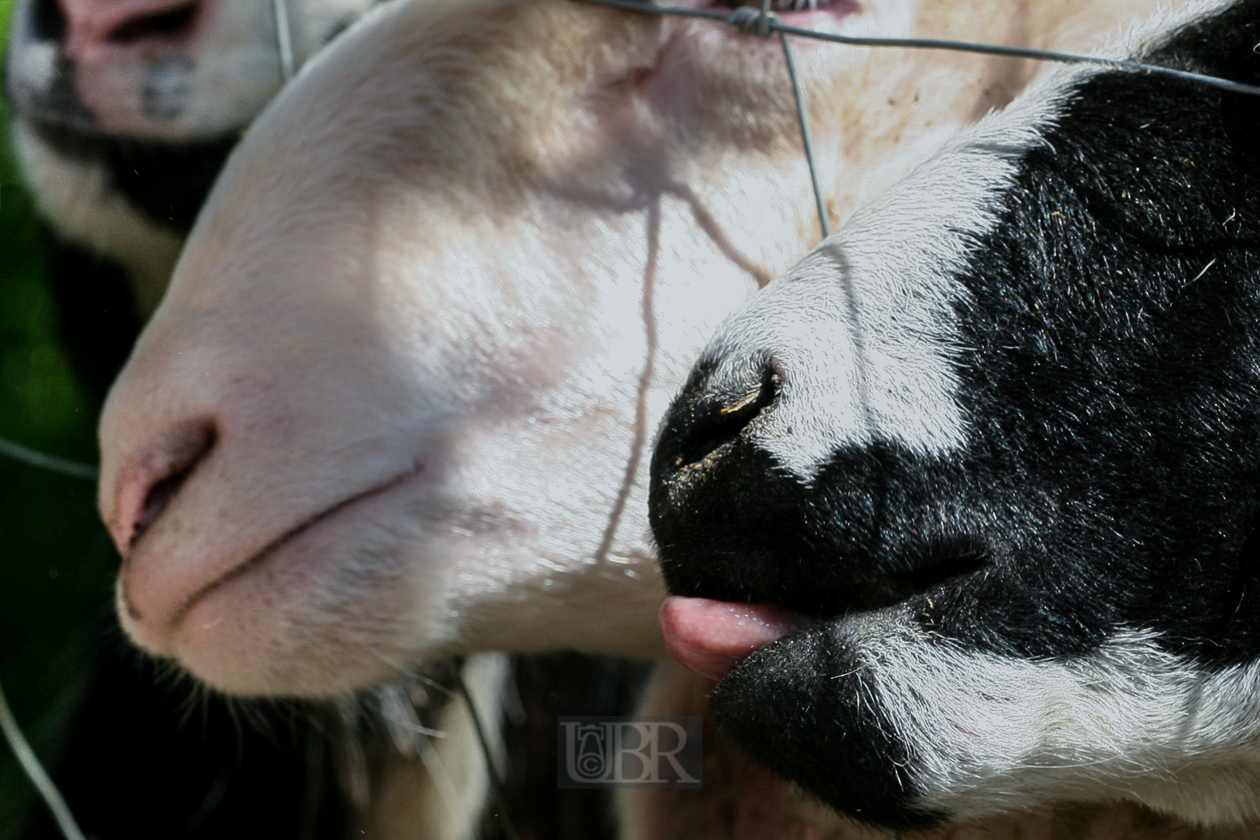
[107, 419, 216, 557]
[58, 0, 204, 59]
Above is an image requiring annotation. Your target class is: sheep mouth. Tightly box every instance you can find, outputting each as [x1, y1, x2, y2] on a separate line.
[161, 463, 425, 630]
[847, 550, 986, 614]
[659, 550, 985, 682]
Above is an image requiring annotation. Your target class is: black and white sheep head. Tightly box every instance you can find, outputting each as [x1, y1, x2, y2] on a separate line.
[651, 0, 1260, 829]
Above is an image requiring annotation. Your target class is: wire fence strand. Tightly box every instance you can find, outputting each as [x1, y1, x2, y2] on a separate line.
[574, 0, 1260, 249]
[0, 677, 87, 840]
[575, 0, 1260, 98]
[0, 437, 98, 480]
[777, 27, 830, 239]
[273, 0, 296, 82]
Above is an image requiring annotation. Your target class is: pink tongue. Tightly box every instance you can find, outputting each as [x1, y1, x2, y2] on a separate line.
[659, 596, 809, 682]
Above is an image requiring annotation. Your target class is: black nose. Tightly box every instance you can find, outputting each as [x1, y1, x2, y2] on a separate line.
[655, 362, 779, 477]
[650, 358, 818, 606]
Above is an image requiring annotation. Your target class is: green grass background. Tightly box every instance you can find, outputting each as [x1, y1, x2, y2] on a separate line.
[0, 1, 123, 835]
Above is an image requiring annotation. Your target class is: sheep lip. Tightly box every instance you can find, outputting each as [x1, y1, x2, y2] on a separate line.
[850, 552, 986, 613]
[166, 463, 424, 631]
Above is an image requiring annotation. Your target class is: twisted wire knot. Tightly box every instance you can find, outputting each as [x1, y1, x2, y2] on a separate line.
[726, 5, 779, 38]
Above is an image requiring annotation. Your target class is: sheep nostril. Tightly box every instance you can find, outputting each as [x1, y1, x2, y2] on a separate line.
[107, 1, 198, 45]
[122, 422, 216, 550]
[32, 0, 67, 43]
[675, 370, 779, 470]
[135, 471, 184, 541]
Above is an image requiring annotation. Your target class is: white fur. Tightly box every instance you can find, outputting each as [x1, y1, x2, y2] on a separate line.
[368, 655, 507, 840]
[847, 613, 1260, 825]
[86, 1, 1220, 834]
[696, 113, 1046, 478]
[6, 0, 380, 138]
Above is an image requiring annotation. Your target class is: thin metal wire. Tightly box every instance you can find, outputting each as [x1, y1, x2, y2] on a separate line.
[0, 677, 87, 840]
[778, 28, 830, 239]
[574, 0, 1260, 98]
[581, 0, 1260, 245]
[0, 436, 97, 480]
[273, 0, 296, 82]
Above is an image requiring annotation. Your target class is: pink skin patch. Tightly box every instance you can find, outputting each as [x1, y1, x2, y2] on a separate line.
[60, 0, 205, 60]
[659, 596, 810, 681]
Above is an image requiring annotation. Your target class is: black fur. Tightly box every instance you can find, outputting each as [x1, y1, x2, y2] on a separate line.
[650, 0, 1260, 826]
[710, 622, 939, 829]
[27, 123, 237, 233]
[38, 231, 142, 405]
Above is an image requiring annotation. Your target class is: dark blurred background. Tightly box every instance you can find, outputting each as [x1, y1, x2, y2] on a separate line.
[0, 4, 120, 836]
